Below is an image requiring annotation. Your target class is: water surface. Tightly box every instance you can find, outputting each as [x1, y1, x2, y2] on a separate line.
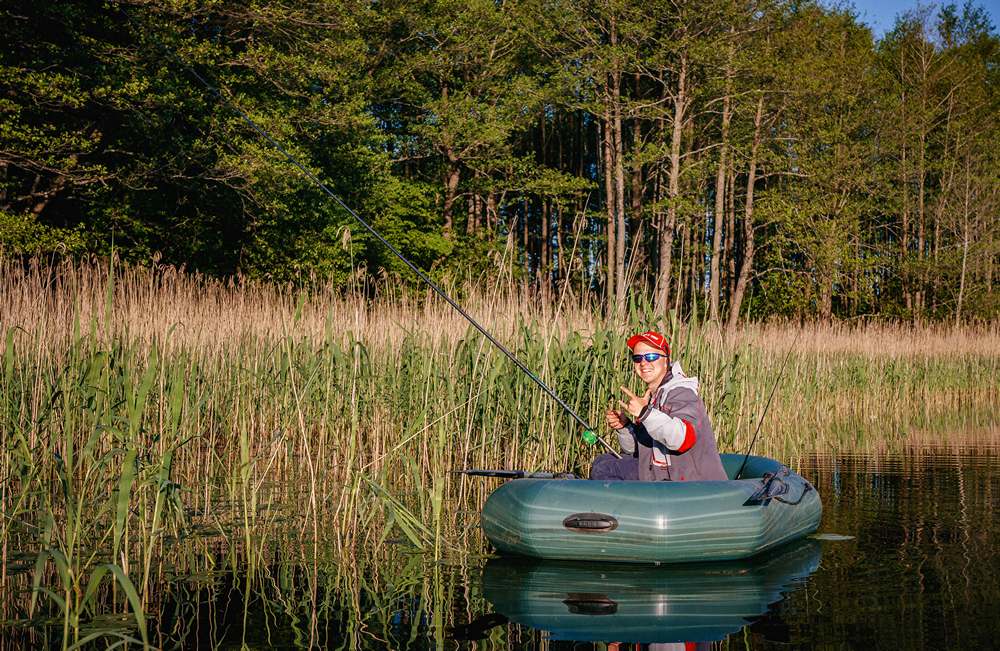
[446, 439, 1000, 649]
[5, 439, 998, 649]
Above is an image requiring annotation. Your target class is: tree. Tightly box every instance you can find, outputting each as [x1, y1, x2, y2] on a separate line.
[2, 0, 996, 320]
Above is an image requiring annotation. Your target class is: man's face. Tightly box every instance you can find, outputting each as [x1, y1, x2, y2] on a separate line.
[632, 341, 669, 386]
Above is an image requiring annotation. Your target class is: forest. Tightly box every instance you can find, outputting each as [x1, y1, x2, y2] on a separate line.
[2, 0, 998, 323]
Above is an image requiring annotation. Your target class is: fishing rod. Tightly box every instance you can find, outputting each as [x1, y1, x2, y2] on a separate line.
[734, 331, 801, 480]
[454, 469, 577, 479]
[126, 7, 620, 457]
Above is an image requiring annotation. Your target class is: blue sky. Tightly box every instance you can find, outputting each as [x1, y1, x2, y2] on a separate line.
[844, 0, 1000, 36]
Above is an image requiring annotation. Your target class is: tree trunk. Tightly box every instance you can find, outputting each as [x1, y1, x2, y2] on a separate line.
[690, 215, 699, 319]
[440, 82, 458, 236]
[0, 163, 7, 208]
[709, 82, 731, 322]
[674, 221, 688, 316]
[915, 125, 927, 319]
[725, 162, 736, 304]
[630, 73, 645, 275]
[602, 105, 617, 311]
[656, 54, 688, 314]
[955, 155, 972, 327]
[486, 192, 497, 230]
[522, 196, 531, 277]
[901, 136, 911, 312]
[442, 157, 460, 235]
[555, 200, 564, 292]
[541, 198, 550, 300]
[610, 21, 626, 313]
[898, 51, 912, 313]
[466, 195, 476, 235]
[931, 94, 956, 313]
[652, 114, 666, 284]
[727, 95, 764, 330]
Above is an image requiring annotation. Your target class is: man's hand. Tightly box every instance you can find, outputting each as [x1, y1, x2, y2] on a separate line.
[606, 408, 630, 430]
[620, 386, 651, 418]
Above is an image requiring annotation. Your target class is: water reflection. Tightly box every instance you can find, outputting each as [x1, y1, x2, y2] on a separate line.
[5, 435, 1000, 649]
[781, 439, 1000, 650]
[477, 540, 821, 645]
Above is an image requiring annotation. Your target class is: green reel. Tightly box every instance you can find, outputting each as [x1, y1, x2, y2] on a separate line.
[581, 429, 598, 446]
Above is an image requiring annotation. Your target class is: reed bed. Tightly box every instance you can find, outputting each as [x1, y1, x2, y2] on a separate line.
[9, 257, 1000, 358]
[1, 256, 998, 647]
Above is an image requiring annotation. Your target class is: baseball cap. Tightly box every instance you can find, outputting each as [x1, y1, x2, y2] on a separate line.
[626, 330, 670, 355]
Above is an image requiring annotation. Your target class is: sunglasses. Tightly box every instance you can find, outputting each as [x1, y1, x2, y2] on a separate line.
[632, 352, 668, 363]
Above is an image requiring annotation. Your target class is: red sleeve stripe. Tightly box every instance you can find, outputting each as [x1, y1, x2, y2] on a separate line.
[676, 420, 697, 453]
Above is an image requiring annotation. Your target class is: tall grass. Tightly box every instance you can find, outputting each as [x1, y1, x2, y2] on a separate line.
[1, 256, 998, 645]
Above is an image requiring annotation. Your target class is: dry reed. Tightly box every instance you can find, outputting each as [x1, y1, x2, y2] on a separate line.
[1, 256, 998, 647]
[7, 257, 999, 358]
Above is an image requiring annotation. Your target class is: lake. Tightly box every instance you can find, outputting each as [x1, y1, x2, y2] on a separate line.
[4, 436, 998, 649]
[446, 439, 1000, 650]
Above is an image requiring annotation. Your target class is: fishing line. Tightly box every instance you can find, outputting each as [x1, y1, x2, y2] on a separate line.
[124, 6, 600, 437]
[734, 330, 801, 480]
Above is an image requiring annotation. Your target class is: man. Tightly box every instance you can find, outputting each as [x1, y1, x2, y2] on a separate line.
[590, 330, 728, 482]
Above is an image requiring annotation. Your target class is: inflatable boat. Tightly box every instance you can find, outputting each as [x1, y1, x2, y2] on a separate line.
[481, 453, 821, 563]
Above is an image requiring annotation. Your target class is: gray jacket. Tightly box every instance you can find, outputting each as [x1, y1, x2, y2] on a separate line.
[616, 362, 728, 481]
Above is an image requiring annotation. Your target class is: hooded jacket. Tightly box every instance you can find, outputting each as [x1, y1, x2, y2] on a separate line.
[615, 362, 728, 481]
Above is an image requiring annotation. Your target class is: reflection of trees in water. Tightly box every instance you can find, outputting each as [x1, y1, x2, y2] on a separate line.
[772, 446, 1000, 649]
[3, 444, 996, 649]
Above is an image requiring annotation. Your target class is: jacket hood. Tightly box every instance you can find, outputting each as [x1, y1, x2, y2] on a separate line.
[660, 361, 699, 395]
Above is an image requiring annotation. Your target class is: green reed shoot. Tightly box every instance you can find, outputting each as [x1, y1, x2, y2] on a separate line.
[0, 256, 997, 645]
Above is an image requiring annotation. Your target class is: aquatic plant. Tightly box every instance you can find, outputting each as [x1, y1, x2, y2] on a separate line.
[1, 257, 998, 645]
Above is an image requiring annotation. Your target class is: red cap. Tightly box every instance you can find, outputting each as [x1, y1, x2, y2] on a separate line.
[627, 330, 670, 355]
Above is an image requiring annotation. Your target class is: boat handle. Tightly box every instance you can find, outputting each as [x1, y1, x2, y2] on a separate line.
[563, 593, 618, 615]
[742, 469, 791, 506]
[775, 481, 813, 506]
[563, 512, 619, 532]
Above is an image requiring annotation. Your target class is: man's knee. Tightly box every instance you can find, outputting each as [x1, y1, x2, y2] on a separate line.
[590, 453, 637, 480]
[589, 453, 616, 480]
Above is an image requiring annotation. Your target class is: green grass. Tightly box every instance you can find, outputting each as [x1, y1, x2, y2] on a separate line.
[0, 258, 998, 646]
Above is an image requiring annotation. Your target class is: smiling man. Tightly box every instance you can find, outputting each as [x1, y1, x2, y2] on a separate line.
[590, 330, 728, 482]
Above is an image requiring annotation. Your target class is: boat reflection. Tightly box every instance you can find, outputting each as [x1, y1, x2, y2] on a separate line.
[481, 540, 821, 644]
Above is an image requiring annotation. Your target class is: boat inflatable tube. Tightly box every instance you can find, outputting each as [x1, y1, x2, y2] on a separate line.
[481, 453, 821, 563]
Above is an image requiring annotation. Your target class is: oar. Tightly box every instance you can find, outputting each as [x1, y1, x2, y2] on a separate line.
[455, 469, 577, 479]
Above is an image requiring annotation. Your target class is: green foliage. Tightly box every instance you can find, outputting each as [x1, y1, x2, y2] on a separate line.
[0, 211, 87, 255]
[366, 177, 454, 275]
[0, 0, 996, 319]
